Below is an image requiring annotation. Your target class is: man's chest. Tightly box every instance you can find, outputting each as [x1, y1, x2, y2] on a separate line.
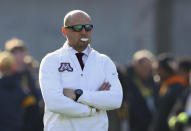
[58, 56, 105, 91]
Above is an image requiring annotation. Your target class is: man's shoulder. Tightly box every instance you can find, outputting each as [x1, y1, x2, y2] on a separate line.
[44, 47, 65, 59]
[92, 50, 114, 67]
[93, 50, 111, 61]
[41, 48, 64, 63]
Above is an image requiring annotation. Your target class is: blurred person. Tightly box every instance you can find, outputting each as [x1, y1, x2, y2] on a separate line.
[5, 38, 26, 71]
[5, 38, 43, 131]
[0, 51, 16, 76]
[167, 58, 191, 131]
[24, 55, 39, 80]
[0, 51, 34, 131]
[178, 58, 191, 85]
[152, 53, 188, 131]
[125, 50, 157, 131]
[39, 10, 123, 131]
[24, 55, 44, 111]
[24, 55, 45, 125]
[5, 38, 41, 99]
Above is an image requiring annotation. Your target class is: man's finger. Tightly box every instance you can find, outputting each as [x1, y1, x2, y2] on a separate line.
[105, 82, 110, 87]
[105, 84, 111, 90]
[99, 82, 111, 91]
[98, 82, 107, 91]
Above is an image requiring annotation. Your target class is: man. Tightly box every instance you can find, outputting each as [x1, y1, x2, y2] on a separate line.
[152, 54, 187, 131]
[178, 58, 191, 85]
[39, 10, 123, 131]
[168, 58, 191, 131]
[5, 38, 43, 131]
[5, 38, 42, 101]
[125, 50, 157, 131]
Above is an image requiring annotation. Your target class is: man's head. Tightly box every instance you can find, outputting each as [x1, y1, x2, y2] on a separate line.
[132, 50, 155, 80]
[5, 38, 27, 70]
[178, 58, 191, 84]
[0, 51, 16, 76]
[157, 53, 177, 82]
[62, 10, 93, 52]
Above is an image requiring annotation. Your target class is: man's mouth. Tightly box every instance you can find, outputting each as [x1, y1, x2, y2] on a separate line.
[80, 38, 89, 42]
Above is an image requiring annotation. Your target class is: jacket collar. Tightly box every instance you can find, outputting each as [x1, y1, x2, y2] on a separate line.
[61, 41, 94, 72]
[62, 41, 92, 56]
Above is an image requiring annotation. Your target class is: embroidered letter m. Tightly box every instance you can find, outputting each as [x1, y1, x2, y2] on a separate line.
[58, 63, 73, 72]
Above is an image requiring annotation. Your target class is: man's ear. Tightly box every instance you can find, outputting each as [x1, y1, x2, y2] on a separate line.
[62, 27, 66, 36]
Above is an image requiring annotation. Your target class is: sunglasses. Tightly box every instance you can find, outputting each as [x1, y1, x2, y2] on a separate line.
[64, 24, 93, 32]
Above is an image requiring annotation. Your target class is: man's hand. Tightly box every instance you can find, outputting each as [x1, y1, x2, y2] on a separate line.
[98, 82, 111, 91]
[63, 88, 76, 100]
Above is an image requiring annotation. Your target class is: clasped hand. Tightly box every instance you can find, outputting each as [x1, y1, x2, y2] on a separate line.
[63, 82, 111, 100]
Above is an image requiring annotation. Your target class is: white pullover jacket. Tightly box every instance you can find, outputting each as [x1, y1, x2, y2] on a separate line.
[39, 42, 123, 131]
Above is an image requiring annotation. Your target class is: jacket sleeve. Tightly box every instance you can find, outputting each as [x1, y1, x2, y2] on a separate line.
[39, 54, 96, 117]
[77, 55, 123, 110]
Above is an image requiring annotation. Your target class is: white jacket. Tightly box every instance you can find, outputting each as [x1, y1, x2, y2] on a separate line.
[39, 43, 123, 131]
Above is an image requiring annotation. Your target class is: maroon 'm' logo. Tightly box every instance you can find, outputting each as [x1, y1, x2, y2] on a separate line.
[58, 63, 73, 72]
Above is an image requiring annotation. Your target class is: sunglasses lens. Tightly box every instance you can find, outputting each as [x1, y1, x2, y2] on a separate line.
[85, 24, 93, 31]
[73, 25, 83, 31]
[68, 24, 93, 32]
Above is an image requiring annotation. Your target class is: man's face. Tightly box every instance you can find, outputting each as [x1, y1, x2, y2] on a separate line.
[134, 59, 152, 80]
[12, 49, 26, 69]
[157, 66, 167, 82]
[65, 13, 92, 52]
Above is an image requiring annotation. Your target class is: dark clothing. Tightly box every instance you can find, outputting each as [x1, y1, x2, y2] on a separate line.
[170, 88, 190, 117]
[21, 70, 42, 101]
[168, 87, 191, 131]
[23, 105, 44, 131]
[20, 69, 43, 131]
[125, 66, 157, 131]
[153, 76, 187, 131]
[0, 73, 26, 131]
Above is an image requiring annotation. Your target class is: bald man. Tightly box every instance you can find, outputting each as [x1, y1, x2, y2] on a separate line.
[39, 10, 123, 131]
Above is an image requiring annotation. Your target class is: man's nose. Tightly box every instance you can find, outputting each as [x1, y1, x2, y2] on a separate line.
[80, 28, 86, 34]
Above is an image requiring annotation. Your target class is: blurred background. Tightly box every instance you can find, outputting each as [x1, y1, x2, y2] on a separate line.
[0, 1, 191, 131]
[0, 0, 190, 64]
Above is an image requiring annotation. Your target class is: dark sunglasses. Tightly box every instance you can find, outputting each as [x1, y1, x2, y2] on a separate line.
[64, 24, 93, 32]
